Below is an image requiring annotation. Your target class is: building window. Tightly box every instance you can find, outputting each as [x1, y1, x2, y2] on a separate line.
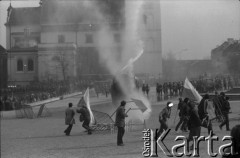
[58, 34, 65, 43]
[114, 34, 121, 43]
[27, 59, 34, 71]
[17, 59, 23, 71]
[85, 34, 93, 43]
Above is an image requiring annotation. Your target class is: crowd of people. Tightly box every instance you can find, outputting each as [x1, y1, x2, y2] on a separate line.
[0, 79, 111, 111]
[158, 91, 234, 153]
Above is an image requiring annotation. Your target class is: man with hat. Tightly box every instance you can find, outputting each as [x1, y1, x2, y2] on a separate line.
[115, 100, 128, 146]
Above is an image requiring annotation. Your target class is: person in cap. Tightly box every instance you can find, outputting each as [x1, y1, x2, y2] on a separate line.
[115, 100, 128, 146]
[64, 103, 75, 136]
[157, 101, 173, 138]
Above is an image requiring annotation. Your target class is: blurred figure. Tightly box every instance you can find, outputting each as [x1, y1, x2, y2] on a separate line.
[142, 84, 146, 94]
[219, 96, 231, 131]
[187, 101, 201, 150]
[64, 103, 75, 136]
[157, 101, 173, 138]
[222, 125, 240, 157]
[115, 100, 128, 146]
[146, 84, 150, 97]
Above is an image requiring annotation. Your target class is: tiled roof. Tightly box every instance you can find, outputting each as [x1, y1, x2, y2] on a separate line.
[6, 7, 40, 25]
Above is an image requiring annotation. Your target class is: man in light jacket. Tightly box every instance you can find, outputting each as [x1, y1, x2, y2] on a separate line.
[64, 103, 75, 136]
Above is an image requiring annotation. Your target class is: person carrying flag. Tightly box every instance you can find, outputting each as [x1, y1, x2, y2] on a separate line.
[77, 97, 92, 135]
[115, 100, 128, 146]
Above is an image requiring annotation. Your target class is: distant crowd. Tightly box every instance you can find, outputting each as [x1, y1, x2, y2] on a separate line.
[1, 74, 239, 111]
[0, 79, 111, 111]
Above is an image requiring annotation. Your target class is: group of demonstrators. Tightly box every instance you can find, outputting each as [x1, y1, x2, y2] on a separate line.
[154, 74, 240, 99]
[157, 89, 238, 156]
[0, 79, 112, 111]
[64, 98, 128, 147]
[64, 100, 92, 136]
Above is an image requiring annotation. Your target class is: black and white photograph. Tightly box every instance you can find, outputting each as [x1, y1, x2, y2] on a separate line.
[0, 0, 240, 157]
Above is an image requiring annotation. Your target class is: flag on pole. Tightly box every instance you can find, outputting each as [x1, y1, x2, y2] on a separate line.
[77, 88, 95, 125]
[84, 88, 95, 125]
[131, 98, 147, 113]
[77, 97, 86, 107]
[182, 77, 202, 103]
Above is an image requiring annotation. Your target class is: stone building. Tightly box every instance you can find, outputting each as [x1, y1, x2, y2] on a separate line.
[211, 38, 240, 74]
[0, 45, 8, 90]
[5, 0, 162, 85]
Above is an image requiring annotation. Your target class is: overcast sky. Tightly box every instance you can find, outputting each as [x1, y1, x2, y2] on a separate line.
[0, 0, 239, 60]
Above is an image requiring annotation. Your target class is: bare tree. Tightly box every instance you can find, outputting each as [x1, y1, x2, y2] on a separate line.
[52, 51, 69, 81]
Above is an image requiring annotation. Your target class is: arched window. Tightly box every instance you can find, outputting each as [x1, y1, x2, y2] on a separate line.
[17, 59, 23, 71]
[27, 59, 34, 71]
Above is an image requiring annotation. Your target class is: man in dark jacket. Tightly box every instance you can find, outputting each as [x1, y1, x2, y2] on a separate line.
[175, 98, 189, 132]
[198, 94, 214, 135]
[77, 104, 92, 135]
[157, 101, 173, 138]
[219, 96, 231, 131]
[187, 101, 202, 150]
[64, 103, 75, 136]
[115, 100, 128, 146]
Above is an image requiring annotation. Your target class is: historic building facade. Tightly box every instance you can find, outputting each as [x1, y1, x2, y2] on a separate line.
[5, 0, 162, 85]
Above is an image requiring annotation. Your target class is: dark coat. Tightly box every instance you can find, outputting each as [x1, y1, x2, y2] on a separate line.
[77, 106, 90, 122]
[159, 107, 171, 122]
[180, 102, 190, 117]
[188, 107, 201, 129]
[65, 107, 75, 125]
[115, 106, 128, 127]
[221, 100, 231, 114]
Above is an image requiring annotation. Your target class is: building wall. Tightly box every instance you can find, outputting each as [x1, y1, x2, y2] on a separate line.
[7, 51, 38, 85]
[38, 43, 76, 81]
[134, 0, 162, 77]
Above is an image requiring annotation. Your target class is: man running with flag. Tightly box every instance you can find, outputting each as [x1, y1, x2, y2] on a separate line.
[76, 88, 95, 135]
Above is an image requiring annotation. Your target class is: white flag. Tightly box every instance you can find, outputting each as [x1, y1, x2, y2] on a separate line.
[84, 88, 95, 125]
[182, 77, 202, 103]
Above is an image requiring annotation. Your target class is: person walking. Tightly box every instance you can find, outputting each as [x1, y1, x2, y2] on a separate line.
[115, 100, 128, 146]
[157, 102, 173, 138]
[198, 94, 215, 135]
[187, 101, 202, 150]
[219, 96, 231, 131]
[175, 98, 189, 132]
[64, 103, 75, 136]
